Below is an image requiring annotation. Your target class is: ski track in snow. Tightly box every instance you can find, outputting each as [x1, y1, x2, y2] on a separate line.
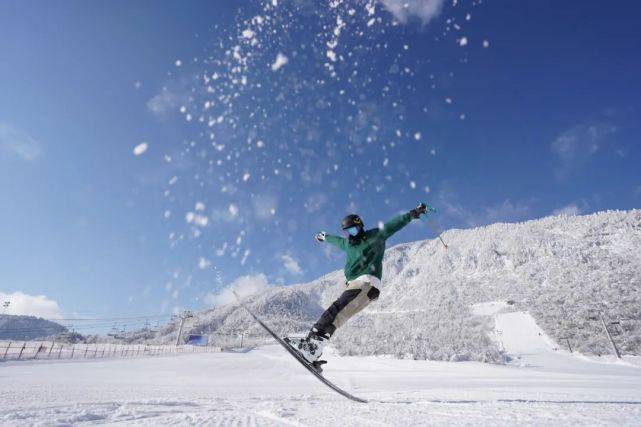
[2, 341, 641, 426]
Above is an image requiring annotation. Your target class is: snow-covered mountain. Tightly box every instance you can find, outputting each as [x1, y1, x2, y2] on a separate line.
[152, 210, 641, 362]
[0, 315, 67, 340]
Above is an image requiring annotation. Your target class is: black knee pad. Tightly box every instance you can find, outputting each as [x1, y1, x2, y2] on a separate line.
[367, 287, 380, 301]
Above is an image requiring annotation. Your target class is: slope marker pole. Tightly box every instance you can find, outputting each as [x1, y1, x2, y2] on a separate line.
[425, 218, 448, 250]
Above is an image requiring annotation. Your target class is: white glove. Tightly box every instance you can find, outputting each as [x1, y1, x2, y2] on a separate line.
[315, 231, 327, 242]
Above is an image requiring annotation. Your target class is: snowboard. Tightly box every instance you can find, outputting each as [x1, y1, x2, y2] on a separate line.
[234, 292, 368, 403]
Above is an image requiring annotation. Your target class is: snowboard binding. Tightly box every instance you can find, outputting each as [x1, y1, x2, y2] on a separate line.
[284, 336, 327, 372]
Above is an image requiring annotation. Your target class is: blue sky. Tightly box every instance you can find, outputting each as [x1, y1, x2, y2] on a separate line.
[1, 1, 639, 330]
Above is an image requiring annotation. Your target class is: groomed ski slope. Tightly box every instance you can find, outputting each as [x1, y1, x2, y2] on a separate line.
[2, 312, 640, 427]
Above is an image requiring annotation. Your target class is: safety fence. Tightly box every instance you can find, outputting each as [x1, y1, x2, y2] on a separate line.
[0, 340, 220, 362]
[209, 332, 276, 349]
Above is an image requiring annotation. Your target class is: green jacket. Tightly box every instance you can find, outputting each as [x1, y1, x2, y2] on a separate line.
[325, 212, 413, 281]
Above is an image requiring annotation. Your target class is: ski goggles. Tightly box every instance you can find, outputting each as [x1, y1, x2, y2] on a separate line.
[344, 226, 360, 237]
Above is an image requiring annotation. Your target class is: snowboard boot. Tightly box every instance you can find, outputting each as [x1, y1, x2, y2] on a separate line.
[284, 328, 329, 369]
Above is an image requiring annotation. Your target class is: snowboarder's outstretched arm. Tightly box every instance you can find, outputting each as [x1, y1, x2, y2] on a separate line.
[380, 203, 430, 239]
[380, 213, 412, 239]
[316, 232, 348, 251]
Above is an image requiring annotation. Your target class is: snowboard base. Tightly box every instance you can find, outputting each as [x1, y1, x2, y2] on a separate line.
[234, 292, 368, 403]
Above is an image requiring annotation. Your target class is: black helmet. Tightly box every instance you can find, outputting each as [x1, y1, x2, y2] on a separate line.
[341, 214, 364, 230]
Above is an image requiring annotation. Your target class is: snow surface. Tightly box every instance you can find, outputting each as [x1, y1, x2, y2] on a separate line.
[2, 340, 640, 426]
[496, 311, 556, 355]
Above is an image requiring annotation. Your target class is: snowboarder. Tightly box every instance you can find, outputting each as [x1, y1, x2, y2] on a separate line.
[285, 202, 431, 367]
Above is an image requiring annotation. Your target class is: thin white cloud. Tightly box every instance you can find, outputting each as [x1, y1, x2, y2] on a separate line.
[379, 0, 445, 24]
[304, 193, 328, 213]
[435, 187, 533, 227]
[551, 122, 618, 177]
[204, 274, 269, 307]
[483, 200, 532, 224]
[208, 206, 239, 223]
[252, 194, 278, 220]
[281, 254, 303, 276]
[0, 123, 43, 161]
[0, 291, 62, 319]
[146, 88, 188, 117]
[552, 203, 582, 216]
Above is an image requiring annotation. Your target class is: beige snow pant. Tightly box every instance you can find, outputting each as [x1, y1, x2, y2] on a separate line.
[313, 279, 380, 336]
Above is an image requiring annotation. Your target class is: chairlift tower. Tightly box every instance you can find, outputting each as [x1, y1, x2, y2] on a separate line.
[175, 311, 194, 346]
[588, 309, 622, 359]
[600, 314, 621, 359]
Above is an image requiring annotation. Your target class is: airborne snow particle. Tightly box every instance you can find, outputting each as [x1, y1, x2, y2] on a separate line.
[133, 142, 148, 156]
[256, 140, 265, 148]
[414, 132, 422, 141]
[483, 40, 490, 48]
[175, 60, 182, 67]
[228, 204, 239, 217]
[271, 53, 289, 71]
[198, 257, 211, 270]
[445, 98, 453, 104]
[424, 186, 431, 193]
[242, 173, 251, 182]
[195, 202, 206, 211]
[185, 212, 209, 227]
[459, 37, 468, 47]
[430, 148, 437, 155]
[410, 181, 416, 189]
[242, 29, 255, 39]
[240, 249, 251, 266]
